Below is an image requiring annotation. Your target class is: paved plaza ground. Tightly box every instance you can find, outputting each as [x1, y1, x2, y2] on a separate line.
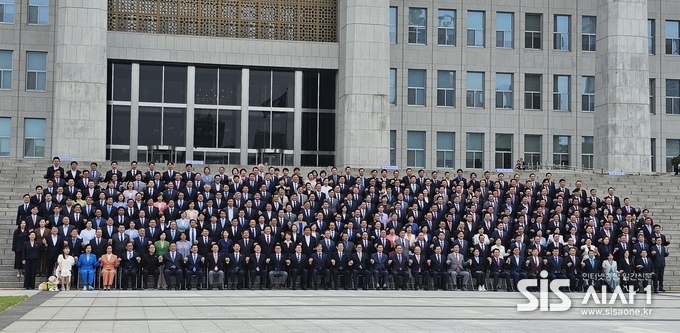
[0, 290, 678, 332]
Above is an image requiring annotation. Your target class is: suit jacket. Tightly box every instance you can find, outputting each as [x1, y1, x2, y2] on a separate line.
[89, 238, 107, 257]
[248, 253, 267, 271]
[133, 236, 152, 255]
[446, 252, 466, 272]
[45, 166, 65, 180]
[163, 251, 184, 270]
[350, 251, 370, 271]
[389, 253, 408, 272]
[120, 251, 140, 270]
[112, 233, 131, 256]
[526, 255, 544, 275]
[66, 237, 84, 258]
[125, 170, 143, 182]
[288, 253, 308, 270]
[105, 170, 124, 183]
[206, 252, 226, 271]
[237, 238, 255, 256]
[184, 254, 204, 272]
[545, 256, 564, 275]
[269, 253, 287, 271]
[227, 252, 247, 271]
[300, 235, 318, 258]
[310, 252, 330, 270]
[650, 244, 668, 268]
[582, 257, 600, 273]
[507, 255, 525, 273]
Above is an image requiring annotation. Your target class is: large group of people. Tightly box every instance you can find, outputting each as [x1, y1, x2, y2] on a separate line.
[11, 157, 670, 293]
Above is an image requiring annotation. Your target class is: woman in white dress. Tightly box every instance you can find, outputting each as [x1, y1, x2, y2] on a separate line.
[78, 221, 96, 245]
[123, 182, 138, 202]
[184, 201, 199, 221]
[581, 238, 599, 260]
[602, 253, 619, 291]
[57, 246, 75, 291]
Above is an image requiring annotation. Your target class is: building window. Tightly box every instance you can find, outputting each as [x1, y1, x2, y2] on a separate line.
[467, 11, 484, 47]
[438, 9, 456, 46]
[437, 70, 455, 107]
[554, 15, 570, 51]
[525, 14, 542, 49]
[466, 133, 484, 169]
[650, 78, 655, 114]
[194, 109, 242, 149]
[26, 51, 46, 91]
[495, 134, 513, 169]
[666, 21, 680, 55]
[525, 74, 541, 110]
[24, 118, 45, 157]
[390, 130, 396, 166]
[466, 72, 484, 108]
[28, 0, 48, 25]
[553, 135, 570, 167]
[648, 19, 655, 55]
[495, 73, 513, 109]
[436, 132, 454, 168]
[0, 0, 15, 23]
[389, 68, 397, 105]
[553, 75, 570, 111]
[0, 50, 11, 89]
[582, 16, 596, 51]
[581, 76, 595, 111]
[406, 131, 425, 167]
[0, 117, 9, 156]
[407, 69, 426, 106]
[389, 7, 397, 44]
[582, 136, 593, 169]
[651, 138, 656, 172]
[496, 12, 513, 48]
[408, 8, 427, 45]
[524, 135, 542, 168]
[666, 79, 680, 114]
[250, 70, 294, 107]
[666, 139, 680, 172]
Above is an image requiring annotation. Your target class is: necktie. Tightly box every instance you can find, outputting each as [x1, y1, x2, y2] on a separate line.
[171, 252, 175, 262]
[297, 254, 300, 262]
[128, 252, 132, 260]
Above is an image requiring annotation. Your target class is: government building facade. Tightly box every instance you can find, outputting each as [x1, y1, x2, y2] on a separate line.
[0, 0, 676, 171]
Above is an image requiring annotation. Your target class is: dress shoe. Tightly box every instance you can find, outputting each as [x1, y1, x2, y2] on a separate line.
[196, 287, 202, 291]
[218, 286, 223, 290]
[659, 288, 666, 292]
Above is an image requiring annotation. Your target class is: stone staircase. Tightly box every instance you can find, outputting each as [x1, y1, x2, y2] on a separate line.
[0, 159, 678, 289]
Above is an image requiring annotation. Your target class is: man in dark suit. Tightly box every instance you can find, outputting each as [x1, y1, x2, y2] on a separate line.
[268, 245, 288, 289]
[124, 161, 143, 182]
[16, 194, 32, 225]
[287, 244, 308, 290]
[226, 243, 247, 290]
[163, 243, 184, 290]
[389, 244, 409, 290]
[330, 243, 350, 290]
[248, 244, 267, 290]
[409, 245, 430, 290]
[564, 247, 584, 291]
[183, 244, 204, 290]
[45, 157, 65, 180]
[428, 245, 450, 290]
[104, 161, 123, 183]
[89, 230, 107, 258]
[489, 249, 512, 291]
[44, 227, 64, 277]
[134, 229, 152, 256]
[525, 248, 544, 280]
[635, 249, 658, 293]
[112, 225, 130, 257]
[507, 247, 527, 291]
[120, 242, 141, 290]
[370, 244, 389, 290]
[545, 248, 566, 280]
[651, 237, 668, 292]
[349, 243, 371, 290]
[206, 244, 226, 290]
[309, 243, 331, 290]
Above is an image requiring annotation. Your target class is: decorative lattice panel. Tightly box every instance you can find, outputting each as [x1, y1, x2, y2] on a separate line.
[108, 0, 337, 42]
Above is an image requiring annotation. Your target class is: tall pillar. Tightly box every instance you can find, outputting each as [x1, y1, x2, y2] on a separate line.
[594, 0, 651, 172]
[51, 0, 107, 161]
[336, 0, 390, 168]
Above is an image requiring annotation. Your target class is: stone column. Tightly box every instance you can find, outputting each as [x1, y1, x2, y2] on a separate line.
[336, 0, 390, 168]
[51, 0, 107, 161]
[594, 0, 651, 172]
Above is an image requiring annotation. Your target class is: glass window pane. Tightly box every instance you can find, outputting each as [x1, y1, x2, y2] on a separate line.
[526, 74, 541, 91]
[218, 68, 241, 106]
[582, 76, 595, 93]
[467, 72, 483, 90]
[468, 11, 483, 29]
[526, 14, 541, 31]
[112, 63, 132, 101]
[582, 16, 596, 34]
[437, 132, 454, 150]
[195, 67, 218, 105]
[249, 71, 271, 107]
[495, 134, 512, 151]
[249, 111, 271, 149]
[272, 71, 294, 108]
[163, 108, 186, 147]
[666, 80, 679, 97]
[163, 66, 187, 104]
[0, 51, 11, 69]
[218, 110, 241, 148]
[271, 112, 294, 149]
[0, 117, 9, 137]
[390, 7, 398, 44]
[666, 21, 679, 39]
[555, 76, 569, 93]
[301, 112, 317, 151]
[409, 8, 426, 26]
[407, 131, 425, 149]
[582, 136, 594, 154]
[302, 71, 319, 109]
[318, 113, 335, 151]
[110, 106, 130, 145]
[496, 73, 512, 90]
[466, 133, 483, 151]
[139, 65, 163, 102]
[24, 118, 45, 138]
[553, 136, 570, 153]
[137, 107, 162, 146]
[319, 72, 335, 109]
[0, 137, 9, 156]
[26, 52, 46, 71]
[408, 70, 425, 87]
[438, 10, 455, 27]
[497, 13, 512, 31]
[194, 109, 217, 148]
[525, 135, 541, 152]
[666, 139, 680, 157]
[556, 15, 570, 33]
[437, 71, 454, 89]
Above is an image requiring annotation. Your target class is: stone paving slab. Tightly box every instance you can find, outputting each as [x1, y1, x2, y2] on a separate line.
[0, 290, 678, 332]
